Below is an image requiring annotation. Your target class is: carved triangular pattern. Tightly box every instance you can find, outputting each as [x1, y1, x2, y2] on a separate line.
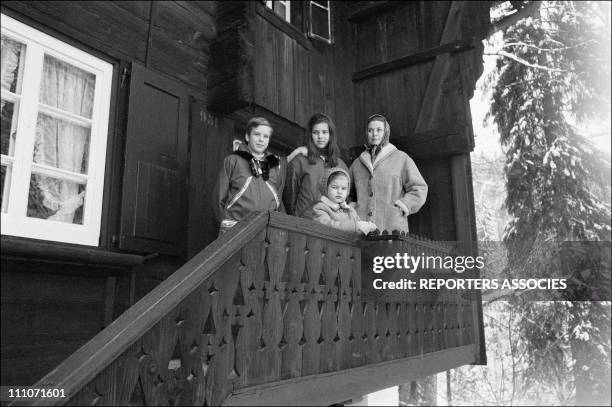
[129, 376, 146, 406]
[202, 308, 216, 335]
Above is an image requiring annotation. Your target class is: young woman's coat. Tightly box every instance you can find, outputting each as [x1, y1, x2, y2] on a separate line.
[283, 154, 348, 218]
[349, 143, 427, 232]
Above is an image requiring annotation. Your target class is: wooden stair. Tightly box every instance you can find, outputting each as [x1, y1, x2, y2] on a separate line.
[18, 211, 483, 406]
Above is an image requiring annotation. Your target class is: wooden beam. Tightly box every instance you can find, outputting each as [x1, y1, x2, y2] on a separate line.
[414, 1, 465, 133]
[352, 40, 475, 82]
[222, 345, 479, 406]
[392, 131, 473, 159]
[1, 235, 144, 268]
[450, 155, 486, 365]
[347, 1, 401, 22]
[450, 155, 475, 260]
[350, 126, 474, 161]
[103, 276, 117, 326]
[268, 211, 361, 245]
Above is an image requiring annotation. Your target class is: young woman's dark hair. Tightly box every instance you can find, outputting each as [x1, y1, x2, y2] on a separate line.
[305, 113, 341, 167]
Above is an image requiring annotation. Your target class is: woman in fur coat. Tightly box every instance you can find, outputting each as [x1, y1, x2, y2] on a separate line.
[349, 114, 427, 233]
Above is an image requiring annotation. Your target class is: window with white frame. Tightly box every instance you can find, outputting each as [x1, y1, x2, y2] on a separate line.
[309, 1, 332, 43]
[265, 0, 291, 23]
[1, 14, 112, 246]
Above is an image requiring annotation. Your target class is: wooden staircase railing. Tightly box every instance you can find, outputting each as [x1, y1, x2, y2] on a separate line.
[20, 211, 482, 406]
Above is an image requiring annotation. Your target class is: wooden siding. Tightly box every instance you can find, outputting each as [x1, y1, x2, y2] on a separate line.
[0, 237, 142, 385]
[352, 1, 487, 148]
[1, 1, 217, 256]
[0, 1, 218, 385]
[0, 0, 489, 388]
[350, 1, 489, 245]
[409, 157, 456, 240]
[2, 1, 215, 93]
[209, 2, 356, 150]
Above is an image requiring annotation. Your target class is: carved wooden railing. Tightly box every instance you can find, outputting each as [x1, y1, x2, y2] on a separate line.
[23, 211, 481, 406]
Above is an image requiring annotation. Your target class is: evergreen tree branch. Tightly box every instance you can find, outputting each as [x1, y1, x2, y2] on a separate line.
[502, 39, 596, 52]
[485, 50, 571, 72]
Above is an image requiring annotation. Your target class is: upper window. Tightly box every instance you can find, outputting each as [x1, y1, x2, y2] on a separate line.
[1, 14, 112, 246]
[309, 1, 332, 43]
[262, 1, 332, 44]
[265, 1, 291, 23]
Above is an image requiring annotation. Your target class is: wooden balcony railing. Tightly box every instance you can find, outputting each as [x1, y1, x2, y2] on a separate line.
[20, 211, 482, 406]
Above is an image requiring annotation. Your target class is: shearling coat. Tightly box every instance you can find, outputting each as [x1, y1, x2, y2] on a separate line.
[349, 143, 427, 232]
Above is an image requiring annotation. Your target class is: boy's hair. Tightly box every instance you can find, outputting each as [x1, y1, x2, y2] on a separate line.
[327, 170, 349, 188]
[245, 117, 273, 137]
[305, 113, 341, 167]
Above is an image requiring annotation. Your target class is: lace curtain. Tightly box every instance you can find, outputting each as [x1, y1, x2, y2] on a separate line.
[1, 35, 22, 213]
[32, 55, 95, 224]
[1, 35, 20, 92]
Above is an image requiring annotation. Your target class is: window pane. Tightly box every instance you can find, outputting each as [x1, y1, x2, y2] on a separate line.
[1, 35, 25, 94]
[34, 113, 90, 174]
[274, 2, 288, 21]
[312, 0, 328, 8]
[311, 4, 330, 40]
[1, 99, 18, 156]
[27, 173, 85, 224]
[1, 164, 11, 213]
[40, 54, 96, 119]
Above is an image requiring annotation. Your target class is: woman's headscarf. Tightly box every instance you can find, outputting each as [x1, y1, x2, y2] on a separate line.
[365, 114, 391, 159]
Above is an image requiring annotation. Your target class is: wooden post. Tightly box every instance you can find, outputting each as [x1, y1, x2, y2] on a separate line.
[103, 276, 117, 327]
[450, 154, 486, 365]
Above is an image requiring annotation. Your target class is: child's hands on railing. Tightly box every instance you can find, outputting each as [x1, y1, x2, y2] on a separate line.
[357, 221, 378, 235]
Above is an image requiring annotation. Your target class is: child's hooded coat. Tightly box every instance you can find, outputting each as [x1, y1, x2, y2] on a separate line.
[310, 167, 361, 233]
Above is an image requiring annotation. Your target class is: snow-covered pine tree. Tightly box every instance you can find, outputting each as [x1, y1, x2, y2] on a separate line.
[488, 1, 611, 404]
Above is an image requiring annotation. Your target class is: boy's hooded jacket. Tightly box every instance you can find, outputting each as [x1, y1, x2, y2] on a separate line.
[212, 142, 286, 223]
[310, 167, 361, 233]
[349, 143, 427, 233]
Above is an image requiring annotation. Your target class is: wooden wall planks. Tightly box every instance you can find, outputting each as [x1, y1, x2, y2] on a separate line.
[2, 1, 215, 96]
[2, 1, 149, 61]
[0, 1, 218, 386]
[211, 2, 355, 149]
[1, 266, 132, 385]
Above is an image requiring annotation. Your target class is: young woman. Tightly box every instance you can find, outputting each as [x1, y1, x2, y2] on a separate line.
[349, 114, 427, 232]
[283, 113, 349, 218]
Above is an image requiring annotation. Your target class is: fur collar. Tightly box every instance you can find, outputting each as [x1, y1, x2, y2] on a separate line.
[358, 143, 397, 174]
[233, 146, 280, 180]
[233, 149, 280, 168]
[321, 195, 350, 212]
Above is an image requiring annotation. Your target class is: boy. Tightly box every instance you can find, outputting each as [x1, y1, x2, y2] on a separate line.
[212, 117, 286, 234]
[311, 167, 377, 235]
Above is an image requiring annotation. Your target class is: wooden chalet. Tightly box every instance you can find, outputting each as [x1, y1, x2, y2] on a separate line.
[1, 1, 491, 405]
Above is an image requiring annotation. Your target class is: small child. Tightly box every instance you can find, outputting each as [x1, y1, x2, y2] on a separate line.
[310, 168, 377, 235]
